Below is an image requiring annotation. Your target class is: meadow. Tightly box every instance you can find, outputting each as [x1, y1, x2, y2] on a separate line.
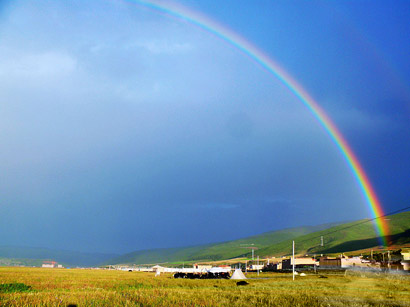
[0, 267, 409, 306]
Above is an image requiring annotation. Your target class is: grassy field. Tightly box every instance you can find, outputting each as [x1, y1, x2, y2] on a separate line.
[1, 268, 409, 306]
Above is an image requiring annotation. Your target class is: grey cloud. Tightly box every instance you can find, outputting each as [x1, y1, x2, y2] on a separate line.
[0, 0, 397, 253]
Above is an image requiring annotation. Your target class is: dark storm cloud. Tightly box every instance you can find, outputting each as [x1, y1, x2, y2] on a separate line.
[0, 0, 408, 253]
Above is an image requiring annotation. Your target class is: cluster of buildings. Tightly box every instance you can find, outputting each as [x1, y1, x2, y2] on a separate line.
[112, 264, 231, 274]
[41, 260, 63, 268]
[107, 250, 410, 274]
[265, 250, 410, 271]
[37, 249, 404, 273]
[401, 250, 410, 270]
[266, 256, 367, 270]
[135, 251, 410, 273]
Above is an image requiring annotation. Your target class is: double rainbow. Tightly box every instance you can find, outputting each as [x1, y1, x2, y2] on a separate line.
[126, 0, 389, 245]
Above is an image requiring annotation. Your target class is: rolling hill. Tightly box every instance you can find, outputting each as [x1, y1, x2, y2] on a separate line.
[2, 211, 408, 267]
[257, 210, 410, 257]
[108, 211, 410, 265]
[107, 222, 341, 265]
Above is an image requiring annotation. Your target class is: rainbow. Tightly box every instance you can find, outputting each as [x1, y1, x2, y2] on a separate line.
[126, 0, 389, 245]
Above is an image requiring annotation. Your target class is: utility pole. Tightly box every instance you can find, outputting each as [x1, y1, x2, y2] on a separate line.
[321, 236, 324, 247]
[257, 255, 260, 276]
[292, 240, 295, 281]
[314, 254, 317, 274]
[388, 250, 391, 270]
[239, 244, 258, 261]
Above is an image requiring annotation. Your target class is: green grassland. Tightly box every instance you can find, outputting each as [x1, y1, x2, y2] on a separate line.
[1, 267, 409, 306]
[109, 211, 410, 265]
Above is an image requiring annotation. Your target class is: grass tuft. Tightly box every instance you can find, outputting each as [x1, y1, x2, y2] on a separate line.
[0, 283, 32, 293]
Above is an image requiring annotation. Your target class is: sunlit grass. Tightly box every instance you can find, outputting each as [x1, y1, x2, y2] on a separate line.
[0, 267, 409, 306]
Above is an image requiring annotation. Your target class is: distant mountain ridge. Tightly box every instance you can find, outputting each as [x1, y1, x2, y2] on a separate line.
[2, 211, 409, 267]
[0, 246, 118, 267]
[107, 211, 410, 265]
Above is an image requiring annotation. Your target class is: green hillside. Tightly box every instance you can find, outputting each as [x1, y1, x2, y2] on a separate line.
[108, 223, 340, 265]
[258, 210, 410, 257]
[5, 211, 408, 267]
[109, 211, 410, 265]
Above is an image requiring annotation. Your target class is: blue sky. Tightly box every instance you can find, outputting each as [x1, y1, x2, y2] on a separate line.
[0, 0, 408, 253]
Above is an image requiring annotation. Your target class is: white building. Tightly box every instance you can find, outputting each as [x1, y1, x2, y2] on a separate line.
[42, 261, 58, 268]
[341, 256, 372, 268]
[250, 264, 264, 270]
[401, 250, 410, 271]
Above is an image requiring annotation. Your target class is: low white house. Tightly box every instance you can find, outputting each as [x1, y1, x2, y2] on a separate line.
[341, 256, 372, 268]
[401, 250, 410, 271]
[42, 261, 58, 268]
[250, 264, 264, 270]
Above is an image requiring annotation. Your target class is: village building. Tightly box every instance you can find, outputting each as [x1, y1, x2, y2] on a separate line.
[218, 265, 232, 271]
[282, 257, 318, 270]
[193, 264, 212, 270]
[42, 260, 58, 268]
[263, 257, 281, 271]
[250, 264, 264, 270]
[341, 256, 369, 268]
[319, 257, 341, 268]
[401, 250, 410, 271]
